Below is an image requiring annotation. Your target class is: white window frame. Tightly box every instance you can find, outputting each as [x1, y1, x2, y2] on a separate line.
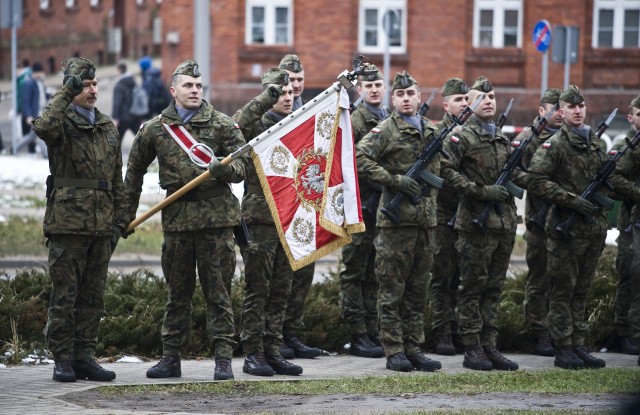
[245, 0, 293, 46]
[473, 0, 523, 48]
[357, 0, 407, 54]
[593, 0, 640, 48]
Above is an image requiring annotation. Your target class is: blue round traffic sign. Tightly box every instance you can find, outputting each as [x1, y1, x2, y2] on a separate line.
[532, 20, 552, 53]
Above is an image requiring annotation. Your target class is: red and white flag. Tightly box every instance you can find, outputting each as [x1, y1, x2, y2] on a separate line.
[250, 85, 365, 270]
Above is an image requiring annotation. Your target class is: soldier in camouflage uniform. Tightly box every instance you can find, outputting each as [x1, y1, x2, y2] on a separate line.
[356, 71, 442, 373]
[339, 64, 388, 359]
[278, 54, 322, 359]
[527, 85, 612, 369]
[440, 76, 521, 371]
[124, 60, 248, 381]
[429, 77, 469, 356]
[232, 68, 303, 376]
[610, 95, 640, 357]
[34, 57, 127, 382]
[519, 88, 563, 357]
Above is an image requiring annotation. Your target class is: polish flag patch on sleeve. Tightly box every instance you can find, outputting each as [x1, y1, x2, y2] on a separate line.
[542, 142, 552, 149]
[450, 136, 460, 143]
[371, 127, 381, 134]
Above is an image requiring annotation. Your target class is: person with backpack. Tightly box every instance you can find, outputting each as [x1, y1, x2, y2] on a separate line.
[112, 62, 144, 141]
[143, 67, 172, 118]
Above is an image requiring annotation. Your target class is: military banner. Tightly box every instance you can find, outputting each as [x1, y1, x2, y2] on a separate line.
[251, 86, 365, 270]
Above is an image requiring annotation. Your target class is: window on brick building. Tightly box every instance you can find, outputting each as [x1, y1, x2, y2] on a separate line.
[473, 0, 522, 48]
[39, 0, 50, 11]
[245, 0, 292, 46]
[358, 0, 406, 54]
[594, 0, 640, 48]
[65, 0, 76, 8]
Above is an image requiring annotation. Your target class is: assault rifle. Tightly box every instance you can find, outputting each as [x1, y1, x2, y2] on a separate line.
[554, 127, 640, 239]
[529, 108, 618, 230]
[380, 94, 484, 224]
[350, 91, 369, 112]
[471, 104, 558, 232]
[418, 88, 438, 117]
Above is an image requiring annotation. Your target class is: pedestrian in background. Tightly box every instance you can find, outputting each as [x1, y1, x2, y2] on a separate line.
[111, 62, 141, 141]
[15, 62, 49, 157]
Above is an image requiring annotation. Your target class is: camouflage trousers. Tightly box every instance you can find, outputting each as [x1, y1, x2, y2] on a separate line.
[44, 234, 111, 361]
[455, 230, 514, 347]
[523, 226, 549, 337]
[374, 226, 435, 357]
[546, 233, 605, 347]
[428, 223, 459, 335]
[614, 226, 635, 337]
[240, 224, 294, 356]
[283, 262, 315, 335]
[339, 216, 378, 336]
[160, 228, 236, 358]
[625, 224, 640, 340]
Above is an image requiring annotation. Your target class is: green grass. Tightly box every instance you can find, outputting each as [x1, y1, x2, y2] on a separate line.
[97, 368, 639, 396]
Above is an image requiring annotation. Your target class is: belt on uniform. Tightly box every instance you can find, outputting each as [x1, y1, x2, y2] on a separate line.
[167, 186, 230, 201]
[53, 178, 112, 191]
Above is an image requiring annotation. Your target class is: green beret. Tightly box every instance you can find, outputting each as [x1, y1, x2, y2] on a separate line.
[559, 85, 584, 105]
[61, 57, 96, 83]
[172, 60, 201, 77]
[261, 67, 290, 87]
[392, 70, 417, 91]
[540, 88, 562, 105]
[360, 63, 383, 82]
[279, 54, 304, 72]
[441, 78, 469, 97]
[630, 95, 640, 109]
[470, 76, 493, 93]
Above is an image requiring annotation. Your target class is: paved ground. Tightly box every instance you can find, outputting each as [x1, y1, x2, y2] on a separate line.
[0, 352, 638, 415]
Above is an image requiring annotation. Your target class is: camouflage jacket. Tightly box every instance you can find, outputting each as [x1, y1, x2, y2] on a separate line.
[124, 100, 248, 231]
[434, 114, 462, 224]
[440, 115, 520, 233]
[611, 128, 640, 225]
[527, 122, 611, 238]
[232, 90, 281, 225]
[351, 103, 388, 204]
[356, 111, 439, 229]
[33, 83, 127, 236]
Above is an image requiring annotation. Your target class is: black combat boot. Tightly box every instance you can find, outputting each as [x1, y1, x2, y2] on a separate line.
[463, 344, 493, 371]
[434, 334, 456, 356]
[554, 346, 585, 370]
[350, 334, 384, 358]
[386, 352, 413, 372]
[406, 352, 442, 372]
[53, 360, 76, 382]
[532, 336, 555, 356]
[146, 355, 182, 378]
[214, 357, 234, 380]
[279, 343, 295, 359]
[573, 346, 606, 369]
[265, 354, 303, 375]
[284, 333, 321, 358]
[243, 352, 274, 376]
[483, 346, 519, 371]
[617, 336, 640, 355]
[72, 359, 116, 381]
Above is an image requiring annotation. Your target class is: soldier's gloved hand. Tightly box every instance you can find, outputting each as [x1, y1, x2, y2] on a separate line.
[479, 185, 509, 202]
[120, 222, 135, 239]
[208, 157, 231, 180]
[267, 85, 283, 99]
[110, 225, 122, 254]
[569, 197, 596, 217]
[394, 175, 420, 197]
[64, 70, 86, 96]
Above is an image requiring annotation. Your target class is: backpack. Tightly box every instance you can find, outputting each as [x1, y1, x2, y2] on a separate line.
[129, 85, 149, 117]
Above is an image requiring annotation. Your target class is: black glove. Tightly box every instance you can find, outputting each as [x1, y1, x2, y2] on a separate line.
[267, 85, 283, 99]
[208, 157, 231, 180]
[479, 185, 509, 202]
[569, 197, 596, 217]
[395, 175, 420, 197]
[110, 226, 122, 254]
[64, 70, 86, 96]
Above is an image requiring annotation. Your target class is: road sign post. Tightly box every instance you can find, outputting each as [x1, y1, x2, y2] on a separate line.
[533, 20, 551, 98]
[551, 25, 579, 90]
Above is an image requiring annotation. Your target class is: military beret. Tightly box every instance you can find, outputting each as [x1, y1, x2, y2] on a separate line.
[360, 63, 383, 82]
[172, 60, 201, 77]
[61, 57, 96, 83]
[540, 88, 562, 105]
[261, 67, 290, 87]
[441, 78, 469, 97]
[470, 75, 493, 93]
[559, 85, 584, 105]
[392, 70, 417, 90]
[279, 54, 304, 72]
[630, 95, 640, 109]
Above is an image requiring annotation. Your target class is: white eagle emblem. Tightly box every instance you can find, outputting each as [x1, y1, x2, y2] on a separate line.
[301, 164, 324, 194]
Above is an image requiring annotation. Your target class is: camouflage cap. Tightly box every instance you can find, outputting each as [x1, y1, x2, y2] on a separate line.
[279, 54, 304, 72]
[392, 70, 417, 90]
[470, 75, 493, 93]
[559, 85, 584, 105]
[261, 67, 290, 87]
[61, 57, 96, 82]
[630, 94, 640, 109]
[540, 88, 562, 105]
[360, 63, 383, 82]
[172, 60, 201, 77]
[441, 78, 469, 97]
